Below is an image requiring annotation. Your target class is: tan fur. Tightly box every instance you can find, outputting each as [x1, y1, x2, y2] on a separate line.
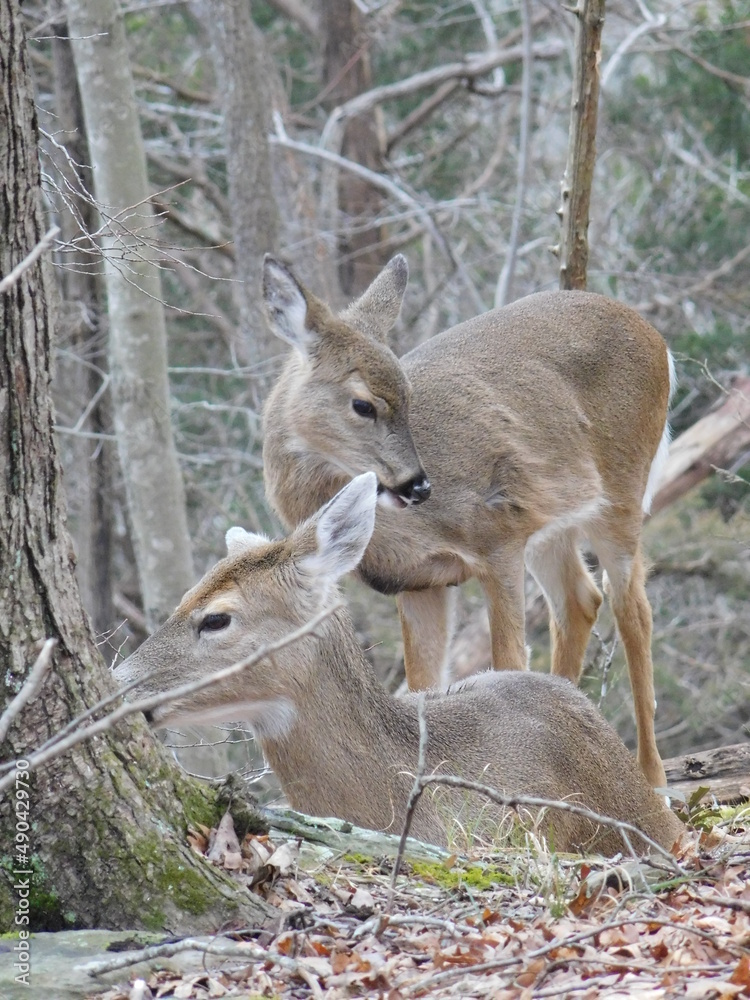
[262, 258, 674, 788]
[114, 478, 683, 855]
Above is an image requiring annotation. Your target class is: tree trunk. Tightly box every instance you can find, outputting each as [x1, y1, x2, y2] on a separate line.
[0, 0, 275, 933]
[557, 0, 605, 291]
[322, 0, 387, 297]
[64, 0, 194, 629]
[49, 13, 116, 642]
[200, 0, 280, 387]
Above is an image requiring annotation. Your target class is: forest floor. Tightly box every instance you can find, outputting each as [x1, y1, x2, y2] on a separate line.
[90, 804, 750, 1000]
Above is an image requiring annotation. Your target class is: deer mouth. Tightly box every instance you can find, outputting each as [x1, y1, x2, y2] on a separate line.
[376, 474, 431, 509]
[377, 483, 410, 509]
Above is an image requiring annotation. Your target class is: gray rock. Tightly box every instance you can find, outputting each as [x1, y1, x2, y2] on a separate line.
[0, 929, 213, 1000]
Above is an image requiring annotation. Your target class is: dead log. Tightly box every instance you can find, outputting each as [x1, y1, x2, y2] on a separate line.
[651, 375, 750, 516]
[663, 742, 750, 804]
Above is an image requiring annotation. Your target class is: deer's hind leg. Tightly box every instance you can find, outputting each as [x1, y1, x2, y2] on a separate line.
[397, 586, 457, 691]
[593, 530, 666, 789]
[525, 528, 603, 685]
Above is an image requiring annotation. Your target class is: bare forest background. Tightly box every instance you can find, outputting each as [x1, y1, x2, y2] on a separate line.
[25, 0, 750, 787]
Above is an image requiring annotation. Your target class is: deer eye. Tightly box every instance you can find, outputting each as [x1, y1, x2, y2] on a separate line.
[352, 399, 376, 419]
[199, 612, 231, 635]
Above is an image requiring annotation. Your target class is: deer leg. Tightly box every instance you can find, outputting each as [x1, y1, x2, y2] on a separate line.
[397, 586, 456, 691]
[480, 549, 528, 672]
[597, 543, 666, 789]
[526, 530, 603, 685]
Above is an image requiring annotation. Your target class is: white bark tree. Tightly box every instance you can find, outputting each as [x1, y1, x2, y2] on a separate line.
[65, 0, 194, 628]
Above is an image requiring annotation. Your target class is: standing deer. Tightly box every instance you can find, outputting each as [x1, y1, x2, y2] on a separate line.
[262, 257, 675, 789]
[114, 474, 683, 854]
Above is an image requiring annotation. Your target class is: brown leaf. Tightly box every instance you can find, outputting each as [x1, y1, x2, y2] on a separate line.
[274, 932, 294, 956]
[187, 834, 207, 855]
[569, 883, 595, 916]
[206, 810, 241, 864]
[266, 839, 299, 877]
[330, 950, 350, 974]
[729, 955, 750, 993]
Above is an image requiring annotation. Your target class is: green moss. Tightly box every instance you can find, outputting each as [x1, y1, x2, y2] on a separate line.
[410, 860, 513, 891]
[0, 854, 66, 931]
[128, 831, 218, 921]
[343, 853, 373, 866]
[174, 775, 224, 832]
[214, 773, 269, 839]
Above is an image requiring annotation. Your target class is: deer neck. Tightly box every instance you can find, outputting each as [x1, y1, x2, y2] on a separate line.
[263, 368, 349, 526]
[257, 608, 419, 830]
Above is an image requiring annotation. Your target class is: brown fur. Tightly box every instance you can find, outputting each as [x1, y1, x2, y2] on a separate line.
[262, 258, 673, 787]
[115, 479, 683, 855]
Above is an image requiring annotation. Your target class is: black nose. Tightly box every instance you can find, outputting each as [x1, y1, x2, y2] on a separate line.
[403, 474, 431, 504]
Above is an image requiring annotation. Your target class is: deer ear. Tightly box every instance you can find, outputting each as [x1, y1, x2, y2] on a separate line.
[262, 256, 314, 353]
[296, 473, 377, 582]
[340, 254, 408, 342]
[226, 526, 270, 558]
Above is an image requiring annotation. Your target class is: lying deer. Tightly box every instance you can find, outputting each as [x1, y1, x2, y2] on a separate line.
[114, 474, 683, 855]
[262, 257, 675, 788]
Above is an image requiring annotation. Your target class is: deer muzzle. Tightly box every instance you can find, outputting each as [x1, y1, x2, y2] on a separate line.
[378, 473, 431, 508]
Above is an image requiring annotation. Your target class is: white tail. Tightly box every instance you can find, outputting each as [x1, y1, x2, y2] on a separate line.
[262, 258, 675, 789]
[115, 476, 683, 855]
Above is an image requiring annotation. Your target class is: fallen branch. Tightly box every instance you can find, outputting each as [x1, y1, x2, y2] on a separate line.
[651, 375, 750, 515]
[261, 806, 450, 865]
[81, 935, 315, 980]
[663, 743, 750, 804]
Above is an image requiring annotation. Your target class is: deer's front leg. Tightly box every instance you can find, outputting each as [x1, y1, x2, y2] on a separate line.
[480, 550, 528, 672]
[397, 586, 456, 690]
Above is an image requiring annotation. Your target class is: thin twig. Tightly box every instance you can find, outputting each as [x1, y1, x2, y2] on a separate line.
[0, 227, 60, 294]
[0, 639, 57, 744]
[687, 890, 750, 915]
[81, 935, 319, 978]
[388, 693, 428, 912]
[386, 766, 683, 890]
[415, 773, 680, 866]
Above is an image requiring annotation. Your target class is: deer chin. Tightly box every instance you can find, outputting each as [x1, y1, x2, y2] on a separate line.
[376, 484, 409, 510]
[145, 697, 297, 739]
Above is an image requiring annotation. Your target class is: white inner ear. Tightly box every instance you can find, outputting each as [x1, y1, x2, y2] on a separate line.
[297, 473, 377, 583]
[226, 526, 270, 558]
[263, 259, 313, 352]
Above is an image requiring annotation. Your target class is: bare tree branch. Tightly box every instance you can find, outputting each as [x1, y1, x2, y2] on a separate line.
[637, 242, 750, 313]
[388, 693, 428, 912]
[0, 226, 59, 293]
[0, 639, 57, 744]
[270, 113, 487, 315]
[264, 0, 321, 41]
[321, 40, 565, 139]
